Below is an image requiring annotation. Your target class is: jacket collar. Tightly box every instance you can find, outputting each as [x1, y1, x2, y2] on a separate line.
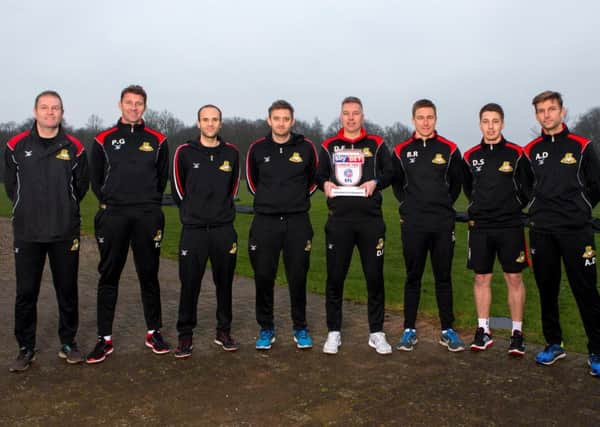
[336, 127, 367, 143]
[117, 118, 145, 133]
[541, 123, 569, 142]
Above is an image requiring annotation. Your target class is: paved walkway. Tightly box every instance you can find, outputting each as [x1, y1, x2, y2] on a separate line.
[0, 218, 598, 426]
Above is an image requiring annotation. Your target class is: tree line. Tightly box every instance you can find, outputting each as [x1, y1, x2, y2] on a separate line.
[1, 107, 599, 180]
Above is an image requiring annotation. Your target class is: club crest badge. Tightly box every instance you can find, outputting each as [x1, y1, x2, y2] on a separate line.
[376, 238, 384, 250]
[229, 242, 237, 254]
[153, 230, 163, 242]
[70, 238, 79, 251]
[515, 251, 526, 263]
[304, 240, 312, 252]
[432, 153, 446, 165]
[362, 147, 373, 157]
[582, 246, 596, 259]
[56, 149, 71, 160]
[560, 153, 576, 165]
[139, 142, 154, 152]
[498, 161, 513, 172]
[219, 160, 232, 172]
[289, 152, 303, 163]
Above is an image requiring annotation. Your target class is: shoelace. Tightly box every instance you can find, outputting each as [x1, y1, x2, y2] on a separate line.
[445, 329, 458, 341]
[260, 330, 273, 340]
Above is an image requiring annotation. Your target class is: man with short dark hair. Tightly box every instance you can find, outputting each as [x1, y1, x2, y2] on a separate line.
[87, 85, 170, 364]
[525, 90, 600, 376]
[4, 90, 89, 372]
[171, 104, 240, 357]
[393, 99, 465, 352]
[463, 103, 531, 355]
[316, 96, 394, 355]
[246, 100, 318, 350]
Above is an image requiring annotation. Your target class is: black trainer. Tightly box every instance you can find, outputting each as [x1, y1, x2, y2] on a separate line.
[58, 342, 84, 364]
[508, 330, 526, 356]
[9, 347, 36, 373]
[174, 337, 193, 359]
[470, 327, 493, 351]
[214, 330, 239, 352]
[145, 330, 170, 354]
[86, 337, 114, 364]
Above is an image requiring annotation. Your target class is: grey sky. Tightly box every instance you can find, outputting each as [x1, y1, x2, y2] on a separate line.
[2, 0, 599, 150]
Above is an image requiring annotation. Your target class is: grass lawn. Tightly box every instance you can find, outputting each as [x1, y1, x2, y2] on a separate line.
[0, 184, 596, 353]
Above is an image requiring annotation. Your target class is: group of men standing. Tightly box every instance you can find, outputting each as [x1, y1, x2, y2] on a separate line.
[4, 87, 600, 378]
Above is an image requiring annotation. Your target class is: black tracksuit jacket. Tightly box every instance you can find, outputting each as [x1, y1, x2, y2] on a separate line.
[171, 138, 240, 226]
[392, 132, 462, 231]
[90, 120, 169, 207]
[524, 125, 600, 232]
[4, 123, 89, 242]
[463, 138, 532, 229]
[315, 128, 394, 219]
[246, 133, 317, 214]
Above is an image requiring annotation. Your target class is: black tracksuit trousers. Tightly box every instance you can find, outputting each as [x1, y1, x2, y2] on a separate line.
[530, 229, 600, 354]
[325, 217, 386, 333]
[401, 226, 455, 330]
[94, 206, 164, 336]
[177, 224, 237, 338]
[14, 238, 79, 350]
[249, 213, 313, 331]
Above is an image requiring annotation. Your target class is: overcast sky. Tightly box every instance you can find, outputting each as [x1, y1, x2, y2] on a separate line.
[2, 0, 599, 150]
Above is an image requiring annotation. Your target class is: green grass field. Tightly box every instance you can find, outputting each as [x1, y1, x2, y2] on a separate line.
[0, 185, 596, 353]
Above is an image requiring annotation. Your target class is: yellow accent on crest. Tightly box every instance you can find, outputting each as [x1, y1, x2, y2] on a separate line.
[362, 147, 373, 157]
[582, 246, 596, 259]
[468, 220, 475, 227]
[515, 251, 525, 263]
[498, 161, 513, 172]
[431, 153, 447, 164]
[56, 149, 71, 160]
[560, 153, 576, 165]
[376, 238, 384, 250]
[229, 243, 237, 254]
[139, 142, 154, 152]
[304, 240, 312, 252]
[219, 160, 232, 172]
[153, 230, 163, 242]
[289, 152, 303, 163]
[70, 238, 79, 251]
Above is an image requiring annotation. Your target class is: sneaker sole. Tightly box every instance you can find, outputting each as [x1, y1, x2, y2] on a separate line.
[293, 337, 313, 349]
[323, 341, 341, 354]
[214, 339, 239, 352]
[58, 351, 84, 364]
[85, 347, 114, 364]
[368, 341, 392, 355]
[255, 336, 276, 350]
[174, 352, 192, 359]
[439, 340, 465, 352]
[508, 348, 526, 357]
[396, 338, 418, 351]
[536, 352, 566, 365]
[145, 342, 171, 355]
[470, 341, 494, 352]
[8, 355, 36, 373]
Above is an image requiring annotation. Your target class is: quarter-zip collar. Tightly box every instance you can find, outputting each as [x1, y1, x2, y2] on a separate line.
[117, 118, 145, 134]
[412, 131, 437, 147]
[541, 123, 568, 143]
[336, 127, 367, 143]
[480, 136, 506, 151]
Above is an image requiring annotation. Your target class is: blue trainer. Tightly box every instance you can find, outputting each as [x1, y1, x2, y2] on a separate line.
[535, 344, 566, 365]
[293, 328, 313, 349]
[255, 329, 276, 350]
[439, 328, 465, 352]
[588, 353, 600, 377]
[396, 329, 418, 351]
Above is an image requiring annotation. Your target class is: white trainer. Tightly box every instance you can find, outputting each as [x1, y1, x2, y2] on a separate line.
[323, 331, 342, 354]
[368, 332, 392, 355]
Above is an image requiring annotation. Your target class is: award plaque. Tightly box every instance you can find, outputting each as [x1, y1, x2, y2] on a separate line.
[331, 149, 367, 197]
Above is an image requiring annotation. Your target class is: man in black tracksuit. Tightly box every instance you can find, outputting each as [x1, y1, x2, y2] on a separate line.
[463, 103, 532, 355]
[392, 99, 464, 352]
[171, 104, 240, 357]
[87, 85, 170, 364]
[525, 91, 600, 376]
[4, 90, 89, 371]
[246, 100, 318, 350]
[316, 96, 394, 355]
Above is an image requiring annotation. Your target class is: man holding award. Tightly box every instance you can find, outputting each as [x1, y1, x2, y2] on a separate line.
[316, 96, 394, 355]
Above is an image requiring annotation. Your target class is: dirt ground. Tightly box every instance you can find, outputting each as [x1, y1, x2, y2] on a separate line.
[0, 217, 598, 426]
